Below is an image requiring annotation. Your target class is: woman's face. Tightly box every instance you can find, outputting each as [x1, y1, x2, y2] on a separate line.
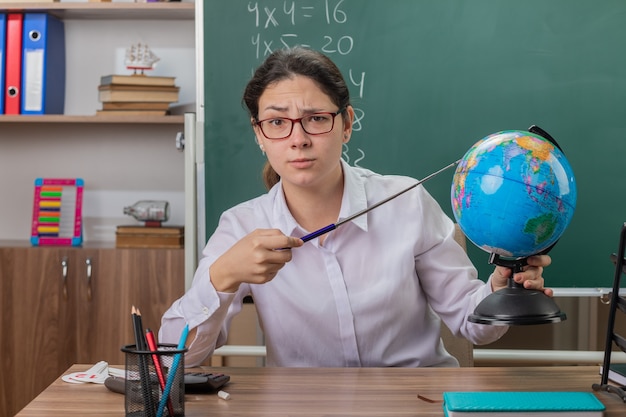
[253, 75, 353, 192]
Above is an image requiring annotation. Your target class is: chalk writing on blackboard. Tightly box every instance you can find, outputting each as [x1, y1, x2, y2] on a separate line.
[246, 1, 368, 167]
[343, 144, 366, 167]
[247, 1, 353, 57]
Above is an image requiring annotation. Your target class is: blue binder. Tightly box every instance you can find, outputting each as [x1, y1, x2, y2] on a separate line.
[20, 13, 65, 115]
[0, 13, 6, 114]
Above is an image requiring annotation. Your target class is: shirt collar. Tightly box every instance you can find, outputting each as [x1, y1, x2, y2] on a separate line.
[338, 159, 369, 232]
[272, 159, 369, 238]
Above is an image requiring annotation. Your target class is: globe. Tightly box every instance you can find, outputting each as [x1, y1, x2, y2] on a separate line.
[451, 130, 577, 259]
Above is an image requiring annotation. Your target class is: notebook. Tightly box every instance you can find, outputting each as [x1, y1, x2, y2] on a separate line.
[599, 363, 626, 387]
[442, 391, 605, 416]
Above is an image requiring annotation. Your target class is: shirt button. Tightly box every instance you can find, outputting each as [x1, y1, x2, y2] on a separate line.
[202, 307, 210, 315]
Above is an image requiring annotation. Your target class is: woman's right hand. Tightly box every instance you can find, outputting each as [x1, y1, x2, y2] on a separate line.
[209, 229, 303, 292]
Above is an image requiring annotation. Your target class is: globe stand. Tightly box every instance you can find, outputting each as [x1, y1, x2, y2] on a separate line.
[468, 253, 566, 325]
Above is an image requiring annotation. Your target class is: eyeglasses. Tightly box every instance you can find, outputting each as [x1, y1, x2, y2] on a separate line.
[255, 108, 344, 140]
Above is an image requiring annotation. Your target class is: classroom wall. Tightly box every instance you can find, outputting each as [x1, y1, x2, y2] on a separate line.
[476, 297, 626, 366]
[0, 19, 193, 243]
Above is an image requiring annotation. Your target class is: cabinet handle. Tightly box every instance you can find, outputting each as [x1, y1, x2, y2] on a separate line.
[85, 257, 93, 301]
[61, 256, 69, 300]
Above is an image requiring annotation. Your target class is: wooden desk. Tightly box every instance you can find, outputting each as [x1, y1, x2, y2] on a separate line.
[16, 365, 625, 416]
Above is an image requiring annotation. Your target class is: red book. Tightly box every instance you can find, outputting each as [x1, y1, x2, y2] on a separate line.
[4, 13, 23, 115]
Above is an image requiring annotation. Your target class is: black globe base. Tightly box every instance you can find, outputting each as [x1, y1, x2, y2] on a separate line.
[468, 282, 566, 325]
[469, 253, 567, 326]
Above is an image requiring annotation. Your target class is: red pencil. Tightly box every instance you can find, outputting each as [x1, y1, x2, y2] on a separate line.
[146, 328, 174, 416]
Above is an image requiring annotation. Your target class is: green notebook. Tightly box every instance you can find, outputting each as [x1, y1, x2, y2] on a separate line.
[442, 391, 605, 416]
[600, 363, 626, 387]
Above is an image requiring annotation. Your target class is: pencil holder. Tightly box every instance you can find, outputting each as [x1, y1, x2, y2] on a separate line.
[121, 343, 187, 417]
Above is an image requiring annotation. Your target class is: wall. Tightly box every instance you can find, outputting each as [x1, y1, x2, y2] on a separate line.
[0, 124, 185, 242]
[0, 19, 194, 243]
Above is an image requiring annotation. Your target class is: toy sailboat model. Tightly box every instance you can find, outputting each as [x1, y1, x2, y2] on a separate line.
[125, 42, 160, 74]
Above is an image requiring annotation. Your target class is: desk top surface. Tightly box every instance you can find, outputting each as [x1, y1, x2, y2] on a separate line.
[16, 365, 626, 416]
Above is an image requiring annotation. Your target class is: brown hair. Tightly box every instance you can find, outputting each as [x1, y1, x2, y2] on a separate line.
[242, 47, 351, 189]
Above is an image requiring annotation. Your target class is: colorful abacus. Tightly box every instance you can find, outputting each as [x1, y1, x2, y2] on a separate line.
[31, 178, 84, 246]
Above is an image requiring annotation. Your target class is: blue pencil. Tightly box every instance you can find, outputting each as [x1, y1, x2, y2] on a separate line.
[156, 324, 189, 417]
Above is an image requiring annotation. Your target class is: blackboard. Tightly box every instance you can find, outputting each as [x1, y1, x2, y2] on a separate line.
[203, 0, 626, 289]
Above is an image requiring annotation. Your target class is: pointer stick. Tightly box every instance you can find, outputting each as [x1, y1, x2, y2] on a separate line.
[300, 159, 461, 243]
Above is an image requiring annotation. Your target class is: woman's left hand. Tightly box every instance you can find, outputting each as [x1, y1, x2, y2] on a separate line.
[491, 254, 553, 297]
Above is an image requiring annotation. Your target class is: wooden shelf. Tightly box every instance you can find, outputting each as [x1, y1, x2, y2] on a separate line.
[0, 3, 193, 124]
[0, 114, 185, 124]
[0, 239, 116, 249]
[0, 2, 194, 20]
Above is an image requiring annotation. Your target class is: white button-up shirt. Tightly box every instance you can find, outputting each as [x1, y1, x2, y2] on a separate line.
[160, 160, 507, 367]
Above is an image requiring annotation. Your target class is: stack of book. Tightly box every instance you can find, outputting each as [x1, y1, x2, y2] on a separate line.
[96, 74, 179, 116]
[600, 363, 626, 387]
